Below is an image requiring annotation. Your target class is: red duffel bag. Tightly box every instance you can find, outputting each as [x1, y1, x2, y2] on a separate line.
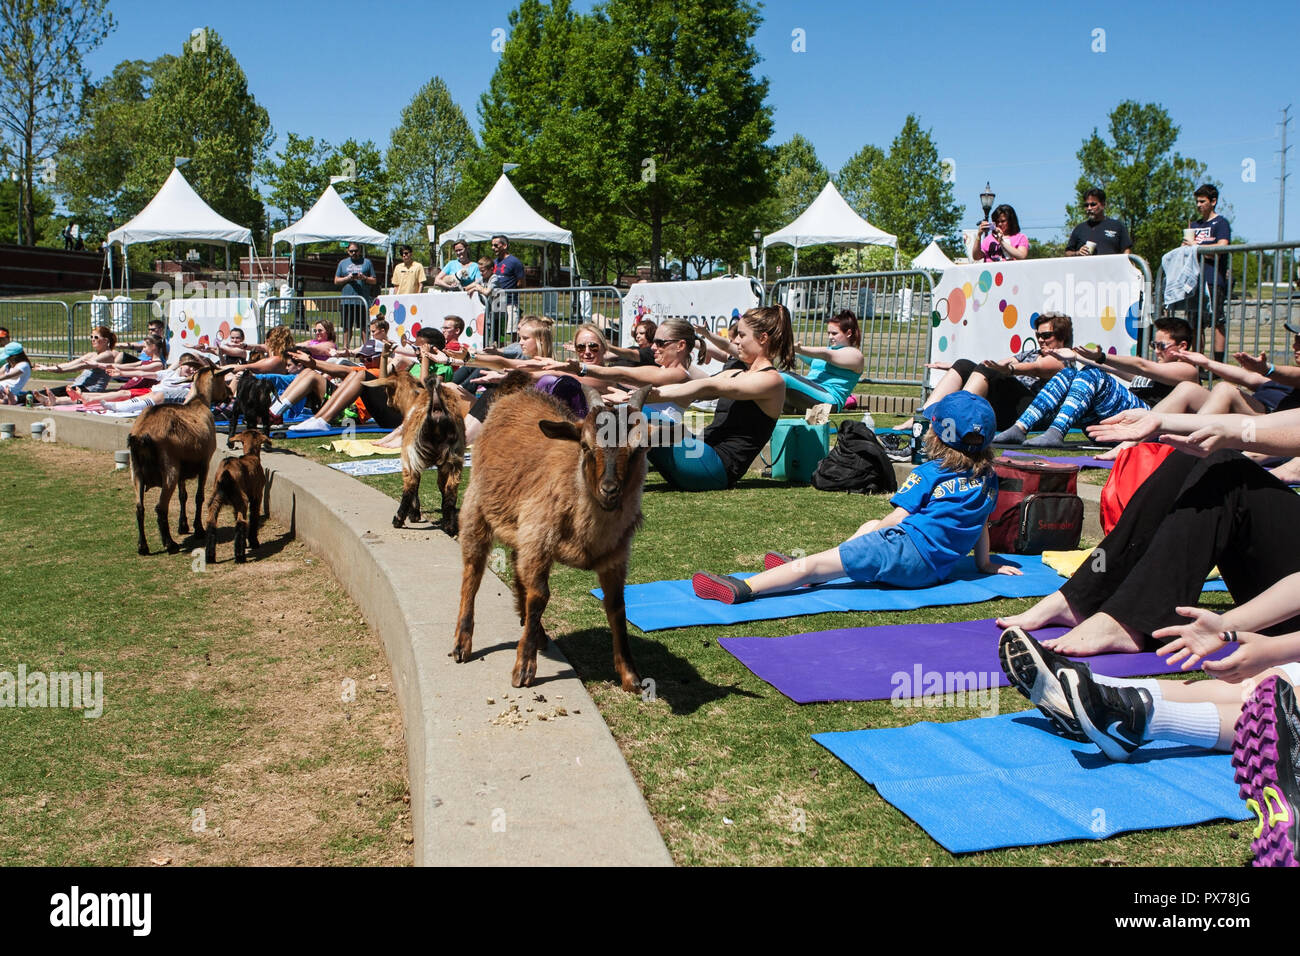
[1100, 442, 1176, 534]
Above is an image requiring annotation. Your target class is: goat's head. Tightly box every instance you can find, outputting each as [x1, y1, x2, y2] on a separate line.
[227, 429, 272, 455]
[189, 366, 234, 406]
[537, 385, 651, 512]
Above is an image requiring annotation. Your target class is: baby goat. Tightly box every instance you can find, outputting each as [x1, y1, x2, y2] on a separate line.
[204, 430, 271, 564]
[129, 365, 234, 555]
[227, 369, 278, 439]
[452, 372, 651, 691]
[367, 345, 467, 533]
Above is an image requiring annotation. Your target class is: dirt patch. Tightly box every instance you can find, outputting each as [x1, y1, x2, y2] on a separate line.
[10, 440, 413, 866]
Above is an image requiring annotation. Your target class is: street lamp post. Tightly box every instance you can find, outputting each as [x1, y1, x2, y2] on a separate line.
[427, 210, 439, 269]
[980, 182, 996, 222]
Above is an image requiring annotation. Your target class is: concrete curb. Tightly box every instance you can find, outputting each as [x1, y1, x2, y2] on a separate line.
[0, 406, 672, 867]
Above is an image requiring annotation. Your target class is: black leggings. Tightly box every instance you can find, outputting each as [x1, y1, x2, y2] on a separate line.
[952, 359, 1038, 431]
[1059, 449, 1300, 640]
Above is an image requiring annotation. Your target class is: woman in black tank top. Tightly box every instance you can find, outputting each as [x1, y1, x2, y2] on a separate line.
[621, 305, 795, 491]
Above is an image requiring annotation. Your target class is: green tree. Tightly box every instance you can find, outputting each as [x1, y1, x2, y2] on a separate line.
[0, 0, 115, 244]
[0, 175, 57, 245]
[328, 138, 395, 237]
[1067, 100, 1208, 266]
[55, 58, 154, 241]
[762, 135, 832, 275]
[868, 114, 961, 258]
[387, 76, 477, 252]
[130, 29, 273, 246]
[589, 0, 773, 280]
[258, 132, 331, 227]
[836, 143, 884, 221]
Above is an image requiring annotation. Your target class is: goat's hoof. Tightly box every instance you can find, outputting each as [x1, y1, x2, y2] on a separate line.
[452, 640, 471, 663]
[619, 672, 643, 694]
[511, 661, 537, 687]
[137, 544, 149, 556]
[166, 543, 181, 555]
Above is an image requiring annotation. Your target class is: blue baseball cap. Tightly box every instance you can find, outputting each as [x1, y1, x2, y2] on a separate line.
[928, 391, 996, 454]
[1, 343, 23, 360]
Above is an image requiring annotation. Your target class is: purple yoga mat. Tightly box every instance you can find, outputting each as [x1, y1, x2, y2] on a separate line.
[718, 618, 1233, 704]
[1002, 451, 1114, 469]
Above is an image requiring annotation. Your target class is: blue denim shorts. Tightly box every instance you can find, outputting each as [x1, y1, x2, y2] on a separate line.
[838, 525, 943, 587]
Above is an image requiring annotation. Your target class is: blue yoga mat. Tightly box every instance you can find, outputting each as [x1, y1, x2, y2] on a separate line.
[814, 712, 1250, 853]
[602, 555, 1228, 631]
[1002, 451, 1114, 470]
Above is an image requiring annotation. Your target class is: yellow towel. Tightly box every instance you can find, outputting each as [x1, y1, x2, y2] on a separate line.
[1041, 549, 1219, 580]
[329, 439, 401, 458]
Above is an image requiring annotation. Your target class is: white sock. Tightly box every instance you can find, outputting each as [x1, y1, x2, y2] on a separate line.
[1145, 700, 1220, 748]
[270, 398, 287, 415]
[114, 396, 156, 415]
[1093, 674, 1165, 699]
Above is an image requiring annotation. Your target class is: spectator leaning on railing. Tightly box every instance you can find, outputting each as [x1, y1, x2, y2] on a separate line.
[1064, 187, 1132, 257]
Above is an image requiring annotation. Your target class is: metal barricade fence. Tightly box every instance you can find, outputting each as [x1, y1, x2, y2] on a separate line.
[769, 270, 935, 389]
[1152, 240, 1300, 372]
[257, 295, 370, 348]
[0, 299, 72, 360]
[483, 285, 624, 351]
[70, 299, 163, 359]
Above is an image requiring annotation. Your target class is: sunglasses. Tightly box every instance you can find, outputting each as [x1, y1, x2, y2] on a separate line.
[1085, 202, 1101, 208]
[652, 338, 680, 347]
[575, 342, 601, 352]
[1153, 341, 1173, 351]
[1037, 331, 1058, 341]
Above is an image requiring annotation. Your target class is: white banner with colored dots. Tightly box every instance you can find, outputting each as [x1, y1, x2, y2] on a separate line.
[620, 278, 758, 347]
[168, 297, 260, 366]
[371, 291, 485, 350]
[928, 256, 1146, 385]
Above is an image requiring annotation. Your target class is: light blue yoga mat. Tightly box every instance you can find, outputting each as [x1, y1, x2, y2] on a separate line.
[814, 712, 1250, 853]
[601, 554, 1227, 631]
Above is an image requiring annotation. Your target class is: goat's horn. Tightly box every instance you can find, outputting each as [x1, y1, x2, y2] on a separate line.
[581, 384, 605, 412]
[628, 385, 652, 411]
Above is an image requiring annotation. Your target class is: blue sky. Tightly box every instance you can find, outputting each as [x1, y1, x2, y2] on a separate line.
[84, 0, 1300, 245]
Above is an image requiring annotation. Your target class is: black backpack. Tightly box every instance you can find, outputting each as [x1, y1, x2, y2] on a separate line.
[811, 421, 898, 494]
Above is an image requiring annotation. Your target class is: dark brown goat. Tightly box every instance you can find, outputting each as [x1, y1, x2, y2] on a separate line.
[365, 345, 467, 533]
[204, 430, 271, 563]
[452, 372, 651, 691]
[128, 365, 234, 554]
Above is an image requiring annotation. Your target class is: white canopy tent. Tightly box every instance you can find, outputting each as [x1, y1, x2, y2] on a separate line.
[912, 240, 955, 271]
[762, 180, 898, 277]
[105, 167, 255, 292]
[440, 174, 575, 280]
[271, 185, 390, 290]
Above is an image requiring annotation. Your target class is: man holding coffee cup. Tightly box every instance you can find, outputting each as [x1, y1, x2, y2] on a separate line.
[1182, 183, 1232, 358]
[1065, 187, 1132, 257]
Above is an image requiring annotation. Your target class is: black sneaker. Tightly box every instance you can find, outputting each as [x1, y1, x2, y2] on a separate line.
[1062, 667, 1153, 762]
[998, 627, 1090, 741]
[878, 431, 912, 462]
[691, 572, 754, 605]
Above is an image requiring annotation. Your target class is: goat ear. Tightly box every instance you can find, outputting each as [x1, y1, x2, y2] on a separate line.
[538, 419, 583, 442]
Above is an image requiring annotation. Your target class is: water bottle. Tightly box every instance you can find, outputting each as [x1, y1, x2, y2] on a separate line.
[910, 417, 930, 464]
[860, 412, 875, 430]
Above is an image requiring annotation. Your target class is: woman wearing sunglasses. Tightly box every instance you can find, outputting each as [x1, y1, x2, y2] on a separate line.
[33, 325, 125, 402]
[995, 316, 1197, 447]
[540, 318, 695, 391]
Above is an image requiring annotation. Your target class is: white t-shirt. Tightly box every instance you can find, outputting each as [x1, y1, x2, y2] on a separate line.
[2, 360, 31, 392]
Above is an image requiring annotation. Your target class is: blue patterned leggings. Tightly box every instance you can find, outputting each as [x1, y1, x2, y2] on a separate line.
[1014, 366, 1147, 434]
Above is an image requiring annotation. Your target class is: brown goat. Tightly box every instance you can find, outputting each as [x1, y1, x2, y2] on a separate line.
[365, 345, 468, 533]
[204, 430, 271, 563]
[452, 371, 651, 691]
[128, 365, 234, 555]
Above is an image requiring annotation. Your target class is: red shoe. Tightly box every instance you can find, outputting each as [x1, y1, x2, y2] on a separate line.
[764, 551, 792, 570]
[691, 572, 753, 604]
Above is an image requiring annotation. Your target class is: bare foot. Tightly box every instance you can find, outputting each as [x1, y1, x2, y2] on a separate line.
[1094, 440, 1134, 461]
[1040, 613, 1145, 656]
[994, 591, 1083, 631]
[36, 388, 54, 407]
[1269, 458, 1300, 484]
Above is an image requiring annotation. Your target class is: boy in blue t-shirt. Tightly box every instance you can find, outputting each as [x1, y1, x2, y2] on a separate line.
[692, 392, 1020, 604]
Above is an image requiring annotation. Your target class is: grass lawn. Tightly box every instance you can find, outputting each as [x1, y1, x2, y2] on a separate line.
[277, 424, 1250, 867]
[0, 440, 411, 865]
